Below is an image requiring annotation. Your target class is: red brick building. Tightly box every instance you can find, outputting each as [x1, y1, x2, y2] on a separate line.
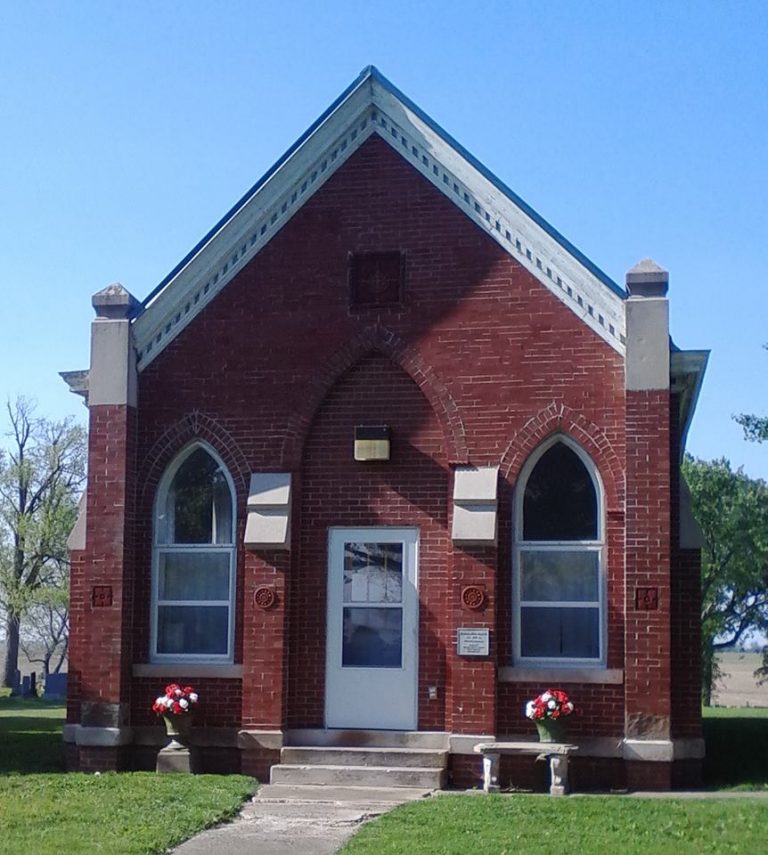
[63, 67, 707, 790]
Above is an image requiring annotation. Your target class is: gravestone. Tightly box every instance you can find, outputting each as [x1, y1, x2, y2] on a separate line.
[45, 673, 68, 698]
[20, 673, 37, 696]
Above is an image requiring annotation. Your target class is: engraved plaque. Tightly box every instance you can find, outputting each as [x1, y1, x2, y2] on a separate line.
[457, 627, 490, 656]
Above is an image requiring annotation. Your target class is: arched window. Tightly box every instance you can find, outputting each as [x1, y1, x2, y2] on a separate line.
[514, 437, 604, 664]
[151, 444, 236, 661]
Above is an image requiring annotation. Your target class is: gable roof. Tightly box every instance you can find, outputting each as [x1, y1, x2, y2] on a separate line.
[134, 66, 627, 370]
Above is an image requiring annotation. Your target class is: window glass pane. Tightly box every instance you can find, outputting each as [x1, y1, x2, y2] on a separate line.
[521, 551, 599, 601]
[343, 542, 403, 604]
[157, 605, 229, 655]
[158, 552, 230, 601]
[342, 607, 403, 668]
[523, 444, 597, 540]
[213, 475, 232, 544]
[520, 606, 599, 658]
[165, 448, 232, 544]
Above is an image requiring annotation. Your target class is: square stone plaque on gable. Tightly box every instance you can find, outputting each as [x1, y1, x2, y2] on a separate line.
[349, 251, 404, 307]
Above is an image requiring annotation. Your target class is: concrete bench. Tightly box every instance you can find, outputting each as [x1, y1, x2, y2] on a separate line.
[474, 741, 579, 796]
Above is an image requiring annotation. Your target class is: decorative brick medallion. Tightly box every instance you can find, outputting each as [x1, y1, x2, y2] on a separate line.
[461, 585, 486, 610]
[635, 587, 659, 610]
[91, 585, 113, 608]
[254, 585, 277, 610]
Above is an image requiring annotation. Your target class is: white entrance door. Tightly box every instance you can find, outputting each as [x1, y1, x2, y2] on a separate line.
[325, 528, 419, 730]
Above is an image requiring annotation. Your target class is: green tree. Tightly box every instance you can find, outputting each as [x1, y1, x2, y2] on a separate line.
[682, 455, 768, 705]
[0, 399, 86, 689]
[734, 344, 768, 442]
[19, 561, 70, 681]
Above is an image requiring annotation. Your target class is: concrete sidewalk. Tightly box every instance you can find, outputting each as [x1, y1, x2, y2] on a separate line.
[173, 785, 768, 854]
[172, 785, 434, 855]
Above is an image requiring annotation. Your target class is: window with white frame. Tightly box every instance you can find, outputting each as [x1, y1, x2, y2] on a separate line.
[514, 438, 604, 664]
[152, 444, 236, 661]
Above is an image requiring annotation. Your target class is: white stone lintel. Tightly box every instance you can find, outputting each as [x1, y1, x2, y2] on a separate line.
[451, 504, 497, 544]
[248, 472, 292, 506]
[453, 465, 499, 502]
[499, 666, 624, 685]
[452, 465, 499, 544]
[132, 663, 244, 678]
[244, 473, 292, 549]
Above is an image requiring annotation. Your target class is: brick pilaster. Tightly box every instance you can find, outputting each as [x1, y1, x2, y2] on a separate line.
[623, 261, 672, 744]
[68, 285, 139, 751]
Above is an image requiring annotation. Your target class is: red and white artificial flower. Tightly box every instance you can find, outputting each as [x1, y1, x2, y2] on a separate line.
[525, 688, 575, 721]
[152, 683, 199, 716]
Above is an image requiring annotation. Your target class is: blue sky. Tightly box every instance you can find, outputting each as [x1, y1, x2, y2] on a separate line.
[1, 1, 766, 478]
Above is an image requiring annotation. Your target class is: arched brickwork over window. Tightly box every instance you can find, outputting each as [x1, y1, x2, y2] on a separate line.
[500, 400, 624, 512]
[140, 410, 250, 503]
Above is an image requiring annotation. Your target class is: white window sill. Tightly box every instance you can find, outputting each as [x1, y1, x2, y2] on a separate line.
[133, 663, 243, 679]
[498, 666, 623, 685]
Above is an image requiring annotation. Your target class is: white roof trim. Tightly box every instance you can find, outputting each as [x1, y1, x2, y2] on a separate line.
[134, 71, 625, 369]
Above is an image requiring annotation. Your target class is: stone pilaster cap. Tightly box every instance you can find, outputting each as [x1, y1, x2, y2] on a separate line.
[92, 283, 140, 319]
[625, 259, 669, 298]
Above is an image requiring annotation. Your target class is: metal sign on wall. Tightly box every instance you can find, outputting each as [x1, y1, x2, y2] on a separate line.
[457, 628, 490, 656]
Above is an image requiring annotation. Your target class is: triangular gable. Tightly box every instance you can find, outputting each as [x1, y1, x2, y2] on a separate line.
[134, 67, 626, 369]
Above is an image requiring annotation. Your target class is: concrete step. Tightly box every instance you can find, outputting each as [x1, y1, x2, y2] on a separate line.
[282, 746, 448, 768]
[285, 729, 448, 750]
[270, 763, 446, 789]
[256, 784, 435, 803]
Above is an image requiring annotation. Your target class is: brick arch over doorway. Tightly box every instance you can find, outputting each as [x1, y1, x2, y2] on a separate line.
[280, 324, 469, 469]
[286, 351, 451, 730]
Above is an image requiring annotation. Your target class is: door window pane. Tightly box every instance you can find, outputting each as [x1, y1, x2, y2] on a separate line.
[158, 552, 230, 600]
[343, 542, 403, 603]
[520, 606, 599, 658]
[342, 607, 403, 668]
[521, 551, 599, 601]
[157, 605, 229, 655]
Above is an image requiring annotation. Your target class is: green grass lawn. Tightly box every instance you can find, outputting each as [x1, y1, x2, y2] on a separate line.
[702, 705, 768, 718]
[702, 705, 768, 788]
[341, 706, 768, 855]
[0, 698, 256, 855]
[0, 696, 67, 773]
[2, 698, 766, 854]
[340, 794, 768, 855]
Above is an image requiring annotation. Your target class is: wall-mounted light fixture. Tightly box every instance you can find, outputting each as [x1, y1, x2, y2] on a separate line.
[354, 425, 390, 462]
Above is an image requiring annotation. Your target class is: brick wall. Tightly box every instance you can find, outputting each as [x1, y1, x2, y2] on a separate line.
[669, 393, 703, 741]
[68, 133, 698, 782]
[131, 678, 243, 728]
[130, 135, 625, 735]
[624, 390, 671, 737]
[68, 404, 136, 725]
